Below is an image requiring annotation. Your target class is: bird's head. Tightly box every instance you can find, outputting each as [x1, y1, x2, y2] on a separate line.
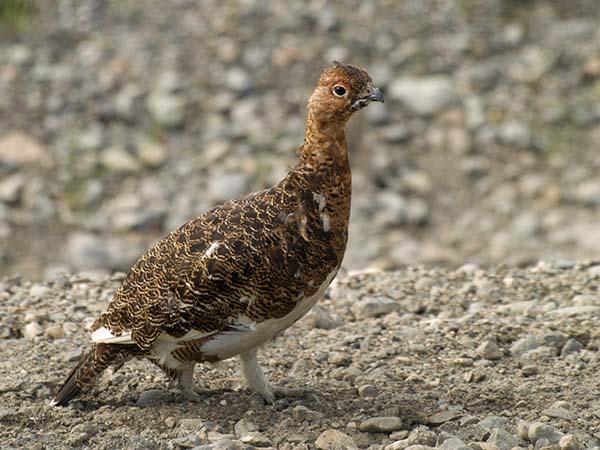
[307, 61, 384, 123]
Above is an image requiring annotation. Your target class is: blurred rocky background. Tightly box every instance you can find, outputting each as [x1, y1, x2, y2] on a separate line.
[1, 0, 600, 280]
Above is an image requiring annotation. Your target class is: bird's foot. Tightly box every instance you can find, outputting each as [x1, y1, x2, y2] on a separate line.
[179, 383, 211, 402]
[257, 384, 313, 404]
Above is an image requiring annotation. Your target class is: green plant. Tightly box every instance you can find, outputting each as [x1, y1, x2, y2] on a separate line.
[0, 0, 34, 33]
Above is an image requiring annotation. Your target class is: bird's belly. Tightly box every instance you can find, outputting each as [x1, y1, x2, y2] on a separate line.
[198, 268, 339, 361]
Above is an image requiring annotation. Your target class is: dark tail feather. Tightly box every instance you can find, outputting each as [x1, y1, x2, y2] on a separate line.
[52, 360, 83, 406]
[52, 344, 116, 406]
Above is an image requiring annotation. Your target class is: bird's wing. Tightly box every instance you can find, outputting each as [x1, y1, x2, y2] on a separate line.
[92, 193, 313, 351]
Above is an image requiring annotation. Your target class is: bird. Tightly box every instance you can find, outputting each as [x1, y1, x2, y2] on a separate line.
[53, 61, 384, 406]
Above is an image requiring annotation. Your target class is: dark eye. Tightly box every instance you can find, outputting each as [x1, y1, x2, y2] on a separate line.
[333, 85, 347, 97]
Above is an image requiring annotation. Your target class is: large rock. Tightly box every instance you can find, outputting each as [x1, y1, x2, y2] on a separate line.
[315, 429, 357, 450]
[0, 131, 48, 167]
[389, 76, 459, 116]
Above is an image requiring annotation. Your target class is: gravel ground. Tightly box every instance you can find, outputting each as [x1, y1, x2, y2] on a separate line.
[2, 0, 600, 278]
[1, 261, 599, 449]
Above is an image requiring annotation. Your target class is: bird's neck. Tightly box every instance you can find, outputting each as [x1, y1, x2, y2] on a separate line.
[298, 111, 349, 168]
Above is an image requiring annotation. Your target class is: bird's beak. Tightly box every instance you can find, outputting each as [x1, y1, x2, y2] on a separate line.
[367, 86, 384, 103]
[351, 84, 384, 111]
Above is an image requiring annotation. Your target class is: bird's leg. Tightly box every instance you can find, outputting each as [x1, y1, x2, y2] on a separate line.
[239, 349, 306, 404]
[175, 364, 212, 401]
[152, 361, 208, 401]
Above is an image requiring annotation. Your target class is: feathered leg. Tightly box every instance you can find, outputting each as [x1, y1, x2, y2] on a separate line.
[152, 361, 210, 401]
[53, 343, 128, 406]
[239, 348, 306, 404]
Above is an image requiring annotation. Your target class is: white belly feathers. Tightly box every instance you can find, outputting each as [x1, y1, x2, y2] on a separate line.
[92, 269, 338, 369]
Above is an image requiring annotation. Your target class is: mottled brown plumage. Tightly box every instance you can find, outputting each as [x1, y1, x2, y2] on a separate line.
[53, 61, 383, 406]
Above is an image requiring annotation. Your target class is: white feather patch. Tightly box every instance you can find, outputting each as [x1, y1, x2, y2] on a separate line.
[201, 269, 338, 360]
[91, 327, 134, 344]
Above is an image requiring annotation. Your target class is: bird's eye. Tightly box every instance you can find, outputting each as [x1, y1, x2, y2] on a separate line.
[332, 85, 347, 97]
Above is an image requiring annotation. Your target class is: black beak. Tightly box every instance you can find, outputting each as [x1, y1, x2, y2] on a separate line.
[367, 86, 384, 103]
[351, 85, 384, 111]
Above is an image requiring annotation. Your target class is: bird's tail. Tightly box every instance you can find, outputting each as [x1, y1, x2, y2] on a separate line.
[52, 343, 120, 406]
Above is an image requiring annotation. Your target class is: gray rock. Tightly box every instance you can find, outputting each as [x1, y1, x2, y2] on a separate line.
[67, 233, 112, 270]
[528, 422, 565, 444]
[476, 340, 503, 360]
[303, 305, 343, 330]
[517, 420, 531, 440]
[146, 91, 185, 128]
[234, 418, 258, 437]
[225, 67, 252, 93]
[23, 322, 43, 340]
[426, 410, 463, 425]
[351, 296, 400, 319]
[100, 146, 142, 173]
[559, 434, 580, 450]
[315, 429, 357, 450]
[390, 76, 460, 116]
[135, 137, 167, 168]
[407, 425, 436, 446]
[498, 121, 533, 149]
[359, 416, 405, 433]
[561, 339, 584, 356]
[29, 284, 51, 298]
[179, 418, 206, 433]
[357, 384, 379, 398]
[546, 306, 600, 317]
[542, 407, 574, 421]
[136, 389, 170, 407]
[439, 437, 469, 450]
[487, 428, 522, 450]
[171, 433, 203, 448]
[543, 332, 568, 351]
[239, 431, 271, 446]
[0, 174, 24, 204]
[208, 172, 251, 202]
[509, 46, 554, 83]
[0, 131, 47, 167]
[510, 335, 541, 356]
[478, 415, 509, 431]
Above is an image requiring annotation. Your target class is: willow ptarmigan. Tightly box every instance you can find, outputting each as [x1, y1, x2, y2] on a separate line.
[53, 62, 383, 406]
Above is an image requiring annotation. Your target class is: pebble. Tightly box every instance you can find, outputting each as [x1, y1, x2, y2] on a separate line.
[303, 305, 343, 330]
[135, 137, 167, 168]
[29, 284, 51, 298]
[559, 435, 580, 450]
[171, 434, 203, 448]
[136, 389, 169, 407]
[439, 437, 470, 450]
[234, 418, 258, 436]
[0, 131, 47, 167]
[239, 431, 271, 446]
[476, 340, 503, 360]
[100, 146, 142, 173]
[528, 422, 565, 444]
[23, 322, 43, 339]
[0, 174, 24, 204]
[45, 323, 65, 339]
[359, 416, 405, 433]
[478, 415, 509, 431]
[357, 384, 379, 398]
[427, 410, 463, 425]
[146, 91, 185, 128]
[208, 172, 250, 202]
[546, 306, 600, 317]
[560, 339, 583, 356]
[510, 335, 540, 356]
[315, 429, 357, 450]
[389, 76, 459, 116]
[351, 297, 400, 319]
[487, 428, 522, 450]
